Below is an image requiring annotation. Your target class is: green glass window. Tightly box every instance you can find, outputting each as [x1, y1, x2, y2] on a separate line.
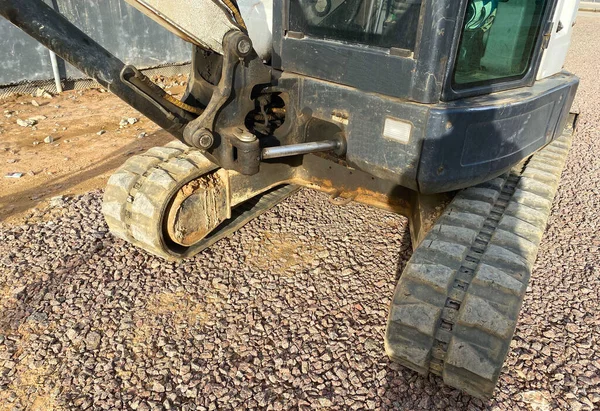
[453, 0, 549, 88]
[289, 0, 422, 51]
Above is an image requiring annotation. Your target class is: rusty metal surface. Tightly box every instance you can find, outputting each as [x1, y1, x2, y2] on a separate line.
[291, 154, 412, 215]
[166, 170, 230, 247]
[228, 153, 413, 216]
[228, 154, 412, 217]
[227, 163, 295, 206]
[407, 191, 455, 249]
[159, 150, 415, 251]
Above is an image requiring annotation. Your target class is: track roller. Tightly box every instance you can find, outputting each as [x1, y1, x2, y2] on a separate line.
[385, 133, 572, 399]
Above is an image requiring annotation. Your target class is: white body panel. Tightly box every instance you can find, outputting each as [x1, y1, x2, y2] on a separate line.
[126, 0, 274, 59]
[537, 0, 581, 80]
[125, 0, 239, 55]
[238, 0, 273, 60]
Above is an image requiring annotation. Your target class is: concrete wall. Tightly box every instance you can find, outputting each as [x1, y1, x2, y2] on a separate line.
[0, 0, 191, 85]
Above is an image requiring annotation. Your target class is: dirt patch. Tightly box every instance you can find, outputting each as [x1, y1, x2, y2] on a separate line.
[0, 362, 59, 411]
[0, 75, 188, 223]
[128, 289, 224, 355]
[145, 291, 214, 326]
[245, 231, 326, 274]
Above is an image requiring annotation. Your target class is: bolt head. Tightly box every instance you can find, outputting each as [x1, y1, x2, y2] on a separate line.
[236, 130, 257, 143]
[192, 129, 214, 149]
[198, 133, 213, 149]
[236, 38, 252, 56]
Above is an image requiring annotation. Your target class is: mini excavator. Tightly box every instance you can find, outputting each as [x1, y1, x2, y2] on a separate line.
[0, 0, 581, 398]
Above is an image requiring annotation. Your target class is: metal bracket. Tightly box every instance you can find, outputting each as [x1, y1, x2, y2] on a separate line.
[182, 30, 271, 176]
[183, 30, 247, 147]
[121, 65, 204, 118]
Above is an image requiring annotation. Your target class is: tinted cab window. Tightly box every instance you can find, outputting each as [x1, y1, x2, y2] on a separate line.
[289, 0, 422, 51]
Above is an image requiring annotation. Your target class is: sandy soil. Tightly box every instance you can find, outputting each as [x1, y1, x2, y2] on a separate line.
[0, 76, 187, 223]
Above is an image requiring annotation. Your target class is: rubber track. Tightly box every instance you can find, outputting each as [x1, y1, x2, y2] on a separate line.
[385, 133, 572, 399]
[102, 141, 299, 260]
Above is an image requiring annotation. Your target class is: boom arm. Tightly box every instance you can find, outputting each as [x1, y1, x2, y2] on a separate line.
[124, 0, 244, 55]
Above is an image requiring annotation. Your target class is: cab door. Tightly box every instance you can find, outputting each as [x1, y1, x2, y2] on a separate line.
[537, 0, 581, 80]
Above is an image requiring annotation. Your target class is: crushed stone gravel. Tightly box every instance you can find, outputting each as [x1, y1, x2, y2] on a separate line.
[0, 13, 599, 411]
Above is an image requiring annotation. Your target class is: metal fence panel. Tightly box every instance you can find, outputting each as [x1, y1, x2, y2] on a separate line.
[0, 0, 190, 85]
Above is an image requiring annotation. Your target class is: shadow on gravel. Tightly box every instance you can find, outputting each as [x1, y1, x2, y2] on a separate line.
[0, 234, 107, 337]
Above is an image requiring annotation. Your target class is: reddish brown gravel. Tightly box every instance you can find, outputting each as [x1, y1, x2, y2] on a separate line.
[0, 13, 599, 411]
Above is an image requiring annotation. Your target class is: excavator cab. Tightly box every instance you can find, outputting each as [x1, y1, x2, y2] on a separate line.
[0, 0, 580, 399]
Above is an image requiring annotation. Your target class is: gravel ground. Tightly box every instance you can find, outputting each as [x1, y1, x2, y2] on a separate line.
[1, 15, 599, 411]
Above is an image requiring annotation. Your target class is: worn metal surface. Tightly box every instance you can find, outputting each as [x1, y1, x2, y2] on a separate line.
[262, 139, 341, 159]
[166, 170, 230, 247]
[182, 31, 271, 175]
[278, 70, 578, 194]
[121, 65, 203, 115]
[0, 0, 190, 85]
[407, 191, 455, 249]
[124, 0, 239, 55]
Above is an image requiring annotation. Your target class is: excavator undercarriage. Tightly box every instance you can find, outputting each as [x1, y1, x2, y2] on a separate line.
[0, 0, 581, 399]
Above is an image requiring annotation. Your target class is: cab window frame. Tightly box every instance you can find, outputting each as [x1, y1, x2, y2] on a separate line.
[287, 0, 422, 53]
[273, 0, 464, 104]
[441, 0, 558, 101]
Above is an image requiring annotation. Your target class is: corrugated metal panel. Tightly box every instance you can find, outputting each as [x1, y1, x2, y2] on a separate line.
[0, 0, 191, 85]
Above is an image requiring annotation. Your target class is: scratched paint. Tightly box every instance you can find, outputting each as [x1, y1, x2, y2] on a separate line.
[0, 0, 190, 85]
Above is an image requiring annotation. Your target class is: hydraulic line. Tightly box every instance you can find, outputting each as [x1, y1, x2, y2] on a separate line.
[219, 0, 248, 30]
